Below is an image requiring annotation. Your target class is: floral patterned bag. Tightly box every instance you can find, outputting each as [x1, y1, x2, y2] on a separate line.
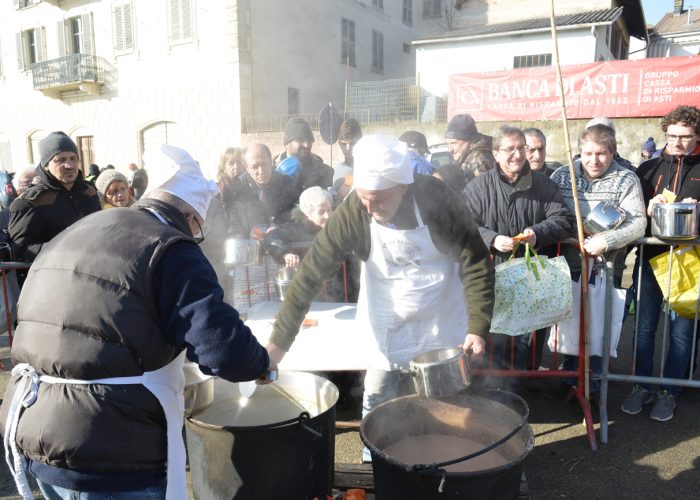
[490, 244, 573, 336]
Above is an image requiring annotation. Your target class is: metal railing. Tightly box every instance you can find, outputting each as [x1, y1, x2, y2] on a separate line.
[242, 113, 320, 134]
[31, 53, 107, 91]
[600, 238, 700, 443]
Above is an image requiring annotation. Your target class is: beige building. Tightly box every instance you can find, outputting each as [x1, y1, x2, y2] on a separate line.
[0, 0, 443, 177]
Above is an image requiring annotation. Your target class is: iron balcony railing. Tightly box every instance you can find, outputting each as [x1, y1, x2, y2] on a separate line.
[31, 53, 106, 91]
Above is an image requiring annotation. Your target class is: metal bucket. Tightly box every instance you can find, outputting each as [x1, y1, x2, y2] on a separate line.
[360, 390, 533, 500]
[183, 362, 214, 417]
[409, 347, 470, 399]
[185, 372, 338, 499]
[224, 239, 259, 266]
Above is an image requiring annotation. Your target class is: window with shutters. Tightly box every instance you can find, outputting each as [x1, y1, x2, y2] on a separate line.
[168, 0, 195, 46]
[513, 53, 552, 68]
[16, 0, 38, 10]
[58, 14, 95, 56]
[113, 1, 135, 55]
[371, 30, 383, 74]
[341, 18, 356, 66]
[423, 0, 442, 19]
[372, 0, 383, 11]
[402, 0, 413, 26]
[16, 27, 46, 71]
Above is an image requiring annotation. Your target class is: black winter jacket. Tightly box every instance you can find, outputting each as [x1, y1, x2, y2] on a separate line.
[9, 166, 100, 262]
[464, 163, 576, 264]
[636, 146, 700, 260]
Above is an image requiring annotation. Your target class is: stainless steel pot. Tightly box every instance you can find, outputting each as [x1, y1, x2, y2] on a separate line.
[583, 201, 626, 235]
[652, 202, 699, 240]
[275, 268, 296, 301]
[184, 362, 214, 417]
[409, 347, 470, 399]
[223, 238, 259, 266]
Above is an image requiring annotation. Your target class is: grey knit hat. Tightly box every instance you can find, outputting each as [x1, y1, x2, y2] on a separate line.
[284, 117, 314, 144]
[445, 114, 478, 141]
[95, 169, 129, 197]
[39, 131, 79, 168]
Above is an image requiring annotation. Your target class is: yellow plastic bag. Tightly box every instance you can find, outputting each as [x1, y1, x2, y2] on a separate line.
[649, 245, 700, 319]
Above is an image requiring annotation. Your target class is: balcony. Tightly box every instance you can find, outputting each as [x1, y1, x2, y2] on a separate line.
[31, 53, 107, 97]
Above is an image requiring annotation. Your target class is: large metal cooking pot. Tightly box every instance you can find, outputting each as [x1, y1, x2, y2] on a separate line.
[185, 371, 338, 499]
[184, 362, 214, 417]
[652, 202, 699, 240]
[409, 347, 470, 399]
[224, 239, 259, 266]
[360, 390, 533, 500]
[583, 201, 626, 235]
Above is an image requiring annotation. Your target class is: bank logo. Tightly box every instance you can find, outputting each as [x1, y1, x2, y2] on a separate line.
[457, 83, 483, 111]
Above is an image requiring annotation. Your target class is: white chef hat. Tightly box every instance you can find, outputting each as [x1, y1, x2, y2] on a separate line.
[142, 144, 219, 221]
[353, 134, 414, 191]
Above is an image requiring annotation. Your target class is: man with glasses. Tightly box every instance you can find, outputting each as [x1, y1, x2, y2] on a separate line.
[0, 144, 270, 497]
[465, 125, 575, 376]
[622, 105, 700, 422]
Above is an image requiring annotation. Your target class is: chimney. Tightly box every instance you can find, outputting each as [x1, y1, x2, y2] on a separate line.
[674, 0, 684, 15]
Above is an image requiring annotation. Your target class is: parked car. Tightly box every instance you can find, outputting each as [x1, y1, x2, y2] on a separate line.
[0, 171, 15, 209]
[428, 143, 452, 170]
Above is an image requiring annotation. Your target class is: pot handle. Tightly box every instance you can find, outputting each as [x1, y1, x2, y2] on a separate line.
[674, 208, 694, 215]
[298, 412, 323, 439]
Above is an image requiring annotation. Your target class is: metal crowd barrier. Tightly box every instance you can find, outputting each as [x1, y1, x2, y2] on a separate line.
[600, 238, 700, 444]
[472, 241, 599, 451]
[1, 261, 31, 347]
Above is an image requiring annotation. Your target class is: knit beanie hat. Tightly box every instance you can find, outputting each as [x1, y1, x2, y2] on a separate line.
[284, 117, 314, 144]
[95, 170, 129, 197]
[39, 131, 79, 168]
[642, 137, 656, 153]
[445, 114, 478, 141]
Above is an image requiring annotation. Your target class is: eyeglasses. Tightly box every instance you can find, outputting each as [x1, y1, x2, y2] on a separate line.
[193, 217, 207, 245]
[498, 146, 526, 156]
[665, 133, 696, 142]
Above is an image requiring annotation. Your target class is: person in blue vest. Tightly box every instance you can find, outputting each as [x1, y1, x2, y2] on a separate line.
[399, 130, 434, 175]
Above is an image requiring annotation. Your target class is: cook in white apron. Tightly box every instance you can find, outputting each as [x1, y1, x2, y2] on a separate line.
[355, 196, 468, 404]
[4, 351, 188, 500]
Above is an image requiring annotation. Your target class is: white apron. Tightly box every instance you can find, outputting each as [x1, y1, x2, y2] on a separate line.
[355, 197, 468, 370]
[4, 351, 188, 500]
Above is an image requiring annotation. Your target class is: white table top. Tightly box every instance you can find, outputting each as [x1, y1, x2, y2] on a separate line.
[246, 301, 369, 371]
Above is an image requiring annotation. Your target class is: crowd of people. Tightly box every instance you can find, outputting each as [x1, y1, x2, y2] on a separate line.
[0, 104, 697, 496]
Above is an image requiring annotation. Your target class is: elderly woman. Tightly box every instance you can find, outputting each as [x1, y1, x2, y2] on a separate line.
[95, 170, 134, 208]
[262, 186, 358, 302]
[547, 124, 646, 401]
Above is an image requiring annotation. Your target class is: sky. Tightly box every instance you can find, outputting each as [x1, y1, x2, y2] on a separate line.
[641, 0, 674, 25]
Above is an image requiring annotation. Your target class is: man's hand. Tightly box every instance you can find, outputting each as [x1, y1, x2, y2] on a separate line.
[519, 228, 537, 247]
[462, 334, 486, 356]
[583, 235, 607, 256]
[283, 253, 300, 268]
[647, 194, 667, 216]
[259, 341, 286, 384]
[493, 235, 515, 253]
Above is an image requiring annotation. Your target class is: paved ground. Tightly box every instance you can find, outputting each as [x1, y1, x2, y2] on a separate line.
[0, 314, 697, 499]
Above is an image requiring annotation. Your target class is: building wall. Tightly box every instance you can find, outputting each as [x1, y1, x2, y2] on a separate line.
[0, 0, 436, 177]
[453, 0, 615, 27]
[249, 0, 437, 117]
[416, 29, 599, 98]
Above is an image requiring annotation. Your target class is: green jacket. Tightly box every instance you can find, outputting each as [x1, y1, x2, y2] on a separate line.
[270, 174, 495, 351]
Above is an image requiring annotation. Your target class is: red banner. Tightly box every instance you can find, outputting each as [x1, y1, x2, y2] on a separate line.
[448, 55, 700, 121]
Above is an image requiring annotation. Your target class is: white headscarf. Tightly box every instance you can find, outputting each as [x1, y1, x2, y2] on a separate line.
[142, 144, 219, 221]
[353, 134, 414, 191]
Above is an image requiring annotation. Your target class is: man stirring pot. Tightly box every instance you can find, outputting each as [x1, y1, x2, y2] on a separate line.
[264, 135, 495, 460]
